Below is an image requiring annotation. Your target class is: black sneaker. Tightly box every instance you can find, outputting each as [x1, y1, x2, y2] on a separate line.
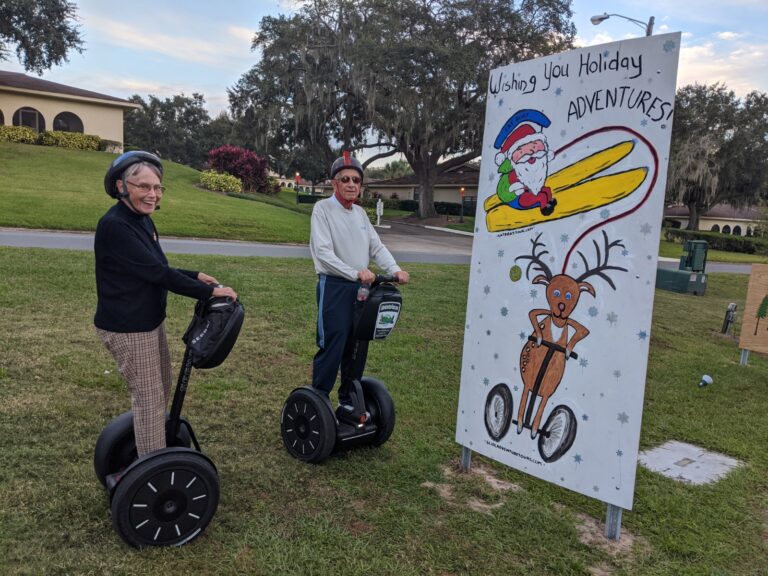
[336, 403, 370, 424]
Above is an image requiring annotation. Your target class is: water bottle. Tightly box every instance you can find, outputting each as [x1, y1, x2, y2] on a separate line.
[357, 284, 370, 302]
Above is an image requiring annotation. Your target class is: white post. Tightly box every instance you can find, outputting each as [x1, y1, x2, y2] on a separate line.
[740, 349, 750, 366]
[376, 198, 384, 227]
[460, 446, 472, 472]
[604, 504, 623, 540]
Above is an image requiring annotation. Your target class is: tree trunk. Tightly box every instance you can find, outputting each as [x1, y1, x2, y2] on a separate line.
[408, 152, 438, 219]
[686, 201, 700, 231]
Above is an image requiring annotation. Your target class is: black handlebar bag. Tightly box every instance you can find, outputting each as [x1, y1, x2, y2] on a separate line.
[183, 296, 245, 369]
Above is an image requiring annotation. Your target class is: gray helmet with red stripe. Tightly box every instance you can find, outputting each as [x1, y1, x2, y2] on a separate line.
[330, 150, 364, 179]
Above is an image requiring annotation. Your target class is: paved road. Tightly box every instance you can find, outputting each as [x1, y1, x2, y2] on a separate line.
[0, 221, 474, 264]
[0, 226, 752, 273]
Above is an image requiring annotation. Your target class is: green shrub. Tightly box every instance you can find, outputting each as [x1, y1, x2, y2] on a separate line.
[363, 206, 377, 224]
[37, 130, 100, 150]
[200, 170, 243, 193]
[662, 227, 768, 254]
[360, 197, 402, 210]
[0, 125, 37, 144]
[398, 199, 419, 212]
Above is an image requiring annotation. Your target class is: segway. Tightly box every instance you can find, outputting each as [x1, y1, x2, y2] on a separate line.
[94, 294, 244, 547]
[484, 336, 578, 463]
[280, 275, 402, 464]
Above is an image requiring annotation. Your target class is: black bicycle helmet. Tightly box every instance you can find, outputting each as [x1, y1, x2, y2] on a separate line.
[104, 151, 163, 199]
[330, 150, 364, 180]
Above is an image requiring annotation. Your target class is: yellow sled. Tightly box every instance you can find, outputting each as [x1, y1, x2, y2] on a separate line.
[484, 140, 648, 232]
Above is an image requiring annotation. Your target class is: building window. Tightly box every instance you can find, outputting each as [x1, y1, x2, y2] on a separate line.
[12, 107, 45, 132]
[53, 111, 84, 133]
[733, 225, 742, 236]
[747, 227, 753, 237]
[711, 224, 720, 233]
[722, 225, 731, 234]
[0, 109, 4, 125]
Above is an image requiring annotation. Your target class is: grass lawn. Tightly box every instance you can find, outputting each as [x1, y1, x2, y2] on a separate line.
[1, 247, 766, 575]
[0, 142, 310, 244]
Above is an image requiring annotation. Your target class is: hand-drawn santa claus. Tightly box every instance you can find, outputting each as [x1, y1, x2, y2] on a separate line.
[494, 109, 556, 216]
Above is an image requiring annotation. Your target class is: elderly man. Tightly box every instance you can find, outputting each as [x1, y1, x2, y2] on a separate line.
[309, 152, 409, 414]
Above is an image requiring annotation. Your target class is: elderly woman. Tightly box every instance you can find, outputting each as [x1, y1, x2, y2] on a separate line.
[94, 151, 237, 456]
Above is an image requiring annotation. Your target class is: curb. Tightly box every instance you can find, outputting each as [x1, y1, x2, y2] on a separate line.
[382, 219, 474, 237]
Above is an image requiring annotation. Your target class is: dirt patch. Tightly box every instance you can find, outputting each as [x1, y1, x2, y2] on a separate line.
[470, 463, 523, 493]
[423, 461, 522, 514]
[467, 497, 505, 515]
[575, 512, 648, 557]
[421, 480, 455, 502]
[588, 563, 615, 576]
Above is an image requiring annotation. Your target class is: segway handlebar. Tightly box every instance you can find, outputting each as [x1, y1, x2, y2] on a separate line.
[371, 274, 399, 287]
[527, 335, 578, 360]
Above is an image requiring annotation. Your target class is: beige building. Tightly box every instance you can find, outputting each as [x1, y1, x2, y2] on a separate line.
[664, 204, 763, 236]
[365, 164, 480, 203]
[0, 70, 138, 148]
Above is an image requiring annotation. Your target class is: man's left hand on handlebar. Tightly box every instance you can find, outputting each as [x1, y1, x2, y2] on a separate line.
[394, 270, 409, 284]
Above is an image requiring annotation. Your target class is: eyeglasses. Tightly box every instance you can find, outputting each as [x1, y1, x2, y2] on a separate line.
[127, 181, 165, 194]
[336, 175, 362, 185]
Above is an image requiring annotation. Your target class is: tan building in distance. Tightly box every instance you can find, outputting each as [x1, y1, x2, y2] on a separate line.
[664, 203, 763, 236]
[364, 163, 480, 204]
[0, 70, 138, 149]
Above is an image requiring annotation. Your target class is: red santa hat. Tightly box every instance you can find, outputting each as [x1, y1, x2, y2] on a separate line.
[493, 109, 551, 166]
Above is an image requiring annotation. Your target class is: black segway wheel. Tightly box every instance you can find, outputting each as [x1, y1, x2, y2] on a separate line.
[111, 448, 219, 548]
[360, 377, 395, 447]
[94, 411, 192, 487]
[484, 384, 513, 441]
[280, 388, 336, 463]
[538, 405, 577, 463]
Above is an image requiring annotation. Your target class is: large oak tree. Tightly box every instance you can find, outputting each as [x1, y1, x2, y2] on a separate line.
[667, 84, 768, 230]
[230, 0, 575, 217]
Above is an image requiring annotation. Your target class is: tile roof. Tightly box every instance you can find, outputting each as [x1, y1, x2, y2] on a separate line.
[0, 70, 136, 107]
[368, 164, 480, 187]
[665, 203, 762, 220]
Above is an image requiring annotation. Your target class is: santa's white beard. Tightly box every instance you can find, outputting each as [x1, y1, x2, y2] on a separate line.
[515, 154, 549, 193]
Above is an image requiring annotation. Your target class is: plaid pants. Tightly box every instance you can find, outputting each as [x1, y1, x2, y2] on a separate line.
[97, 323, 173, 457]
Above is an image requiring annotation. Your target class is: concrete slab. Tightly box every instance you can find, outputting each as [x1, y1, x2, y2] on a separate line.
[638, 440, 742, 485]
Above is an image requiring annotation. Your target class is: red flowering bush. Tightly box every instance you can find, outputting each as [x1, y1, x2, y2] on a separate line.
[207, 145, 275, 194]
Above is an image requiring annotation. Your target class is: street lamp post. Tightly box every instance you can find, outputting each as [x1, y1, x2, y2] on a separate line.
[459, 187, 465, 223]
[294, 172, 301, 192]
[590, 12, 655, 36]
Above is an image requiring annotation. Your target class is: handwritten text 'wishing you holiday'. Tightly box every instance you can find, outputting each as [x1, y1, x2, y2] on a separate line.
[488, 48, 674, 124]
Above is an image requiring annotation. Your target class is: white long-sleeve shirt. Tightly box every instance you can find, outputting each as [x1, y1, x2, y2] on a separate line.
[310, 195, 401, 281]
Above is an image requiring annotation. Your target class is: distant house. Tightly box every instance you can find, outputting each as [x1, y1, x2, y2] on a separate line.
[664, 203, 763, 236]
[0, 70, 139, 150]
[365, 164, 479, 204]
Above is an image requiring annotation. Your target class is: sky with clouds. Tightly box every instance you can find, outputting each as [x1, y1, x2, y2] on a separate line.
[3, 0, 766, 116]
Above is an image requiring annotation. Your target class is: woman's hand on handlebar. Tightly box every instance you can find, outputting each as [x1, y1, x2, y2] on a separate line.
[212, 285, 237, 300]
[197, 272, 219, 285]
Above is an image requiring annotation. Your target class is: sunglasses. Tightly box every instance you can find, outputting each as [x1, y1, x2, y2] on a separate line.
[336, 175, 362, 184]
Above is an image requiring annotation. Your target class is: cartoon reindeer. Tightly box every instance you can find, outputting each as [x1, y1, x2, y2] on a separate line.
[515, 231, 627, 439]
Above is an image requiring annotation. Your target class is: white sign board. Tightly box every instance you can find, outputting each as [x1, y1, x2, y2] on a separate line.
[456, 33, 680, 509]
